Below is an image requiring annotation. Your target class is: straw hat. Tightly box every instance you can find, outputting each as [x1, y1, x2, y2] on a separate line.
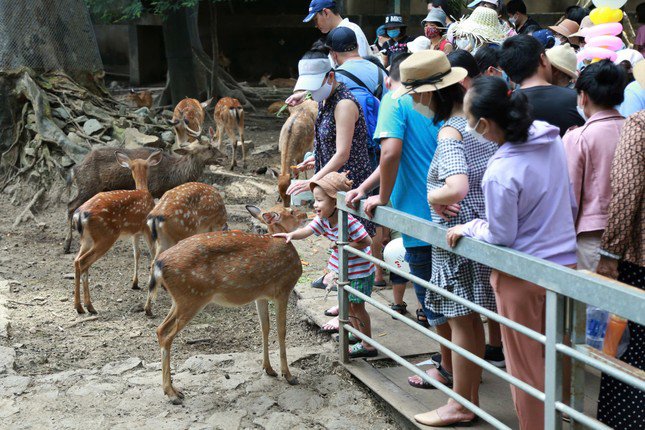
[635, 61, 645, 89]
[309, 171, 353, 199]
[408, 36, 432, 53]
[549, 19, 580, 39]
[391, 50, 467, 98]
[546, 43, 578, 79]
[451, 7, 506, 45]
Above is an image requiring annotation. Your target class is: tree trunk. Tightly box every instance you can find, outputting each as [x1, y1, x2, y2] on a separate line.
[209, 2, 221, 100]
[162, 7, 199, 104]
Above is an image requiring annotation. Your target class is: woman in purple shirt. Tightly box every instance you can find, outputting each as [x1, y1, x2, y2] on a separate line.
[446, 77, 577, 430]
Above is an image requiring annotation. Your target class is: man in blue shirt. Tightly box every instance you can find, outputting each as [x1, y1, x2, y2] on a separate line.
[346, 53, 454, 387]
[618, 61, 645, 117]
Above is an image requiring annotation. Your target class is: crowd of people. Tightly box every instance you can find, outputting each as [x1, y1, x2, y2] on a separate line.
[278, 0, 644, 428]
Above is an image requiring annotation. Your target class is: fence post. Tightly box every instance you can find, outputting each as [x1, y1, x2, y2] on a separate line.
[545, 290, 565, 430]
[570, 299, 587, 429]
[337, 208, 350, 364]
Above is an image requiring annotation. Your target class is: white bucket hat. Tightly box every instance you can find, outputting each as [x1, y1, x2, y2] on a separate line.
[467, 0, 499, 8]
[408, 36, 432, 53]
[294, 58, 332, 92]
[546, 43, 578, 80]
[451, 7, 506, 45]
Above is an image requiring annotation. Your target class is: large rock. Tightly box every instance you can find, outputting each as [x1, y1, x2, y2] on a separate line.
[82, 119, 103, 136]
[124, 128, 160, 149]
[101, 357, 143, 375]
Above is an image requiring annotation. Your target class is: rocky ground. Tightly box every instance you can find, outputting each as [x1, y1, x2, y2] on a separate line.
[0, 111, 400, 429]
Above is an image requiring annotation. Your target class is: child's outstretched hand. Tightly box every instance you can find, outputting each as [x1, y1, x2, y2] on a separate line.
[273, 232, 294, 243]
[446, 225, 465, 248]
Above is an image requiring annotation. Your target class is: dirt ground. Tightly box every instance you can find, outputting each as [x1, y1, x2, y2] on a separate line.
[0, 112, 400, 429]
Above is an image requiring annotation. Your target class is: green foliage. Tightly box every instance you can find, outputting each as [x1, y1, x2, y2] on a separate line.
[84, 0, 232, 23]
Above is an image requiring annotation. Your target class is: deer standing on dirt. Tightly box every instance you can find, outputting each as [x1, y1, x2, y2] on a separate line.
[72, 150, 162, 315]
[126, 89, 153, 109]
[143, 182, 228, 316]
[171, 98, 211, 146]
[278, 100, 318, 207]
[147, 204, 307, 404]
[213, 97, 245, 170]
[259, 74, 297, 89]
[64, 140, 225, 254]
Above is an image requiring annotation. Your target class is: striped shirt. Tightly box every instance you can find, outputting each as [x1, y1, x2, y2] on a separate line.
[308, 215, 375, 279]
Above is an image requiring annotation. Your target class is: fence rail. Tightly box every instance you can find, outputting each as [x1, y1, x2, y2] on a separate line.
[335, 193, 645, 429]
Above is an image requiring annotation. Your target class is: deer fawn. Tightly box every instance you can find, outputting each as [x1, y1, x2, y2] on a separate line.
[126, 89, 153, 108]
[144, 182, 228, 316]
[171, 98, 211, 146]
[147, 204, 307, 404]
[278, 100, 318, 206]
[213, 97, 245, 170]
[259, 74, 297, 89]
[71, 150, 162, 314]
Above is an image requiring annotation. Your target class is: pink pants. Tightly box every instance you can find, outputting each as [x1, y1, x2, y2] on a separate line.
[491, 270, 546, 430]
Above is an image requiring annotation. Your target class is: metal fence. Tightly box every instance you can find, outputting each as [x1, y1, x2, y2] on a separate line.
[335, 193, 645, 430]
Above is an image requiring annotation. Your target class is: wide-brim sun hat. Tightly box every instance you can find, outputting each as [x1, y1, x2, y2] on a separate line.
[546, 43, 578, 79]
[451, 7, 506, 44]
[467, 0, 499, 8]
[294, 58, 332, 92]
[421, 8, 447, 27]
[614, 49, 644, 68]
[549, 19, 580, 39]
[408, 36, 432, 53]
[391, 50, 468, 99]
[309, 171, 353, 199]
[569, 16, 593, 38]
[635, 61, 645, 88]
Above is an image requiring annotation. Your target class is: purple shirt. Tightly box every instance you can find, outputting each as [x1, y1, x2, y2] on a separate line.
[462, 121, 577, 265]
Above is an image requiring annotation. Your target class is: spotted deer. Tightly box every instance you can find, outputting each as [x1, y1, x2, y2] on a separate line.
[72, 150, 162, 315]
[259, 74, 297, 89]
[278, 100, 318, 207]
[143, 182, 228, 316]
[213, 97, 245, 170]
[126, 89, 153, 108]
[171, 98, 211, 146]
[147, 204, 307, 404]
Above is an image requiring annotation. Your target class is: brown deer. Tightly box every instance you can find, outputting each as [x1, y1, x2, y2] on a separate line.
[171, 98, 211, 146]
[213, 97, 245, 170]
[64, 138, 225, 254]
[147, 204, 307, 404]
[72, 150, 163, 315]
[267, 101, 288, 117]
[143, 182, 228, 316]
[126, 89, 153, 109]
[278, 100, 318, 207]
[259, 74, 297, 89]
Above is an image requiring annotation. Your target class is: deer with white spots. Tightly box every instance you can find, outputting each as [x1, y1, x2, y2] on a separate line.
[143, 182, 228, 316]
[213, 97, 245, 170]
[171, 97, 211, 146]
[71, 150, 162, 315]
[147, 204, 307, 404]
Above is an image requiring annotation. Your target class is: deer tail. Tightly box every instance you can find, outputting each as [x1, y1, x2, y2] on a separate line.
[147, 216, 164, 242]
[72, 211, 89, 236]
[148, 259, 165, 297]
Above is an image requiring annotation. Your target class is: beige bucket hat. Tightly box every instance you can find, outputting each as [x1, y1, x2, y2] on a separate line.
[391, 50, 467, 98]
[309, 171, 353, 199]
[546, 43, 578, 79]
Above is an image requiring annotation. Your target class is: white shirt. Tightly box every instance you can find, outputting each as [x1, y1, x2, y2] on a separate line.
[337, 18, 371, 58]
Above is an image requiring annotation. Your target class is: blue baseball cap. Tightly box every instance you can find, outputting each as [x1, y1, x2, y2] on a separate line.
[303, 0, 337, 23]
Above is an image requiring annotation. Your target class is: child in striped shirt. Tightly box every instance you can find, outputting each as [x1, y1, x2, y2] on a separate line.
[273, 172, 377, 358]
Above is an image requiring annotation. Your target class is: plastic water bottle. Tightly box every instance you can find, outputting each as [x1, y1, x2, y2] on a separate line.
[586, 306, 609, 350]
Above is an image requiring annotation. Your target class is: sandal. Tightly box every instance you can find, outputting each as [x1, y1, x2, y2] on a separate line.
[318, 317, 339, 334]
[324, 305, 339, 317]
[349, 343, 378, 358]
[390, 302, 408, 318]
[416, 308, 430, 328]
[311, 275, 326, 289]
[374, 280, 387, 287]
[414, 409, 476, 427]
[407, 364, 453, 389]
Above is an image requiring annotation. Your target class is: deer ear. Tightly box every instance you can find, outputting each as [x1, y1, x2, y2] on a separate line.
[246, 205, 263, 221]
[147, 150, 163, 166]
[262, 212, 281, 224]
[201, 98, 213, 109]
[115, 151, 131, 168]
[209, 127, 216, 139]
[130, 88, 135, 94]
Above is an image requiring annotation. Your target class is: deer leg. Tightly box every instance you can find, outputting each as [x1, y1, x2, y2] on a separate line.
[131, 235, 141, 290]
[73, 256, 85, 314]
[256, 299, 277, 377]
[229, 132, 237, 170]
[82, 271, 95, 314]
[216, 124, 224, 150]
[64, 217, 74, 254]
[239, 127, 246, 168]
[76, 239, 115, 314]
[158, 303, 200, 404]
[276, 294, 297, 385]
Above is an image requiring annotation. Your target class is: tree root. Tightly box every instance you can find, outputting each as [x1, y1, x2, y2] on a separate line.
[13, 187, 45, 227]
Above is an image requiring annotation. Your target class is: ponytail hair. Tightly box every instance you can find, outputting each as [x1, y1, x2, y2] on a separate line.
[468, 76, 533, 143]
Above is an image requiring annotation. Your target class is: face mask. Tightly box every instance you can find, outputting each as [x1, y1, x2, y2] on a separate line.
[413, 100, 435, 119]
[576, 105, 587, 121]
[509, 16, 517, 26]
[425, 26, 441, 39]
[455, 37, 471, 51]
[387, 29, 401, 39]
[311, 79, 333, 102]
[465, 120, 489, 144]
[553, 38, 562, 47]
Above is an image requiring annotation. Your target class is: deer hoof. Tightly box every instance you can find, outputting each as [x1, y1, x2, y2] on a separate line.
[86, 304, 98, 315]
[284, 374, 299, 385]
[264, 366, 278, 377]
[144, 306, 154, 318]
[132, 281, 140, 290]
[75, 305, 86, 314]
[166, 387, 184, 404]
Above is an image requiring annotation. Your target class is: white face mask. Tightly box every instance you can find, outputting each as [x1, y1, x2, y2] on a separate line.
[412, 94, 435, 119]
[553, 38, 562, 47]
[576, 105, 587, 121]
[465, 119, 489, 144]
[455, 37, 471, 51]
[311, 79, 333, 102]
[509, 16, 517, 26]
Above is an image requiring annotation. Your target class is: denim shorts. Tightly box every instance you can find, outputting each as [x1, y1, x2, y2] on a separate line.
[405, 246, 447, 326]
[389, 271, 408, 285]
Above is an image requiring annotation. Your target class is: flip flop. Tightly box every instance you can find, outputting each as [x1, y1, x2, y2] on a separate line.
[324, 305, 339, 317]
[318, 317, 339, 334]
[373, 280, 387, 287]
[407, 365, 453, 389]
[311, 275, 326, 289]
[349, 343, 378, 358]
